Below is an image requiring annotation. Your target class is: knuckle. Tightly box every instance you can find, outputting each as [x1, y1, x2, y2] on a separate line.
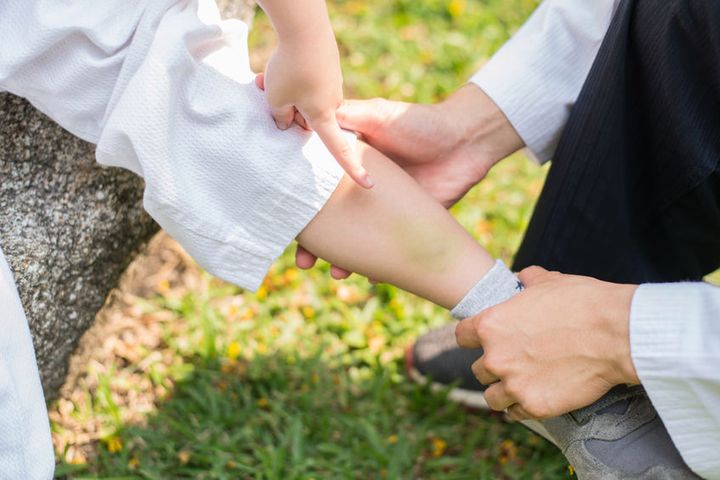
[503, 379, 523, 399]
[471, 360, 484, 379]
[472, 314, 488, 338]
[337, 142, 354, 160]
[483, 306, 502, 325]
[523, 399, 549, 419]
[520, 266, 543, 276]
[483, 391, 499, 410]
[475, 309, 499, 337]
[479, 354, 497, 374]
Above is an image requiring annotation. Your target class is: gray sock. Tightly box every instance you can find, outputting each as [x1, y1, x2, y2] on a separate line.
[451, 260, 522, 320]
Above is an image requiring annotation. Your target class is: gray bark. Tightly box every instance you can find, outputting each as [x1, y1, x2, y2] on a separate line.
[0, 0, 255, 401]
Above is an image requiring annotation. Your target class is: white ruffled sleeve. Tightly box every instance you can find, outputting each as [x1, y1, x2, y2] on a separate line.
[0, 0, 345, 291]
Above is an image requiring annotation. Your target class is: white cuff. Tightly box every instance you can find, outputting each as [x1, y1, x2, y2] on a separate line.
[630, 283, 720, 479]
[470, 0, 619, 163]
[96, 1, 346, 291]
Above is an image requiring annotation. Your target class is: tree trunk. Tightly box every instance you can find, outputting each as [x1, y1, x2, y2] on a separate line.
[0, 0, 256, 401]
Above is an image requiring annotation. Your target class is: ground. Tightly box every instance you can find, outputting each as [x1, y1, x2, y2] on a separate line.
[49, 1, 688, 479]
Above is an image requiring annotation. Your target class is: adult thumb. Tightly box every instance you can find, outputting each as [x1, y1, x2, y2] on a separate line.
[336, 99, 386, 135]
[517, 266, 550, 287]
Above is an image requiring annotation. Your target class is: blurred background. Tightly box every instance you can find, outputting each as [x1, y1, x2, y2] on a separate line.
[51, 0, 589, 478]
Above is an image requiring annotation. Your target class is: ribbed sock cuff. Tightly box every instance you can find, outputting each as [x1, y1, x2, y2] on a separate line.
[451, 260, 523, 320]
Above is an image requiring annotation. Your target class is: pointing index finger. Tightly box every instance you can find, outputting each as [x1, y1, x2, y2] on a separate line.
[312, 112, 374, 189]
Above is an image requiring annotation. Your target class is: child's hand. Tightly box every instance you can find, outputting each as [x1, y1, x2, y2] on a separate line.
[255, 0, 373, 189]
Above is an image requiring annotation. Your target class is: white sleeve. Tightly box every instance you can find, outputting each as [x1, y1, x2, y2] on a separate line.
[0, 249, 54, 480]
[470, 0, 621, 163]
[630, 283, 720, 480]
[0, 0, 345, 291]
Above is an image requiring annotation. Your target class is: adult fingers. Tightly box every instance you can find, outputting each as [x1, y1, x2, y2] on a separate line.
[455, 315, 483, 349]
[295, 246, 318, 270]
[271, 104, 296, 131]
[471, 357, 499, 385]
[313, 112, 374, 188]
[330, 265, 351, 280]
[506, 404, 533, 422]
[517, 266, 550, 287]
[484, 382, 515, 412]
[296, 246, 352, 279]
[336, 99, 385, 135]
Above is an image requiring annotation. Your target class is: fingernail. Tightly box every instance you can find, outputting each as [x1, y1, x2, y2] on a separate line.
[363, 173, 375, 188]
[277, 122, 289, 130]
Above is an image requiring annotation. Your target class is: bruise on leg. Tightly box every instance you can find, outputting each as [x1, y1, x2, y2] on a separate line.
[298, 142, 494, 309]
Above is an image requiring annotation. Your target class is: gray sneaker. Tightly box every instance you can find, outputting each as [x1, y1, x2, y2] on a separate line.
[405, 322, 490, 409]
[536, 385, 700, 479]
[408, 325, 700, 479]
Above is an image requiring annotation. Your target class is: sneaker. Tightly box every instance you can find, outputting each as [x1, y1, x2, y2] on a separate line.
[405, 322, 489, 409]
[539, 385, 700, 479]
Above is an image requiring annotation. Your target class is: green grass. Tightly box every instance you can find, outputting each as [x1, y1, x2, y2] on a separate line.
[51, 0, 574, 478]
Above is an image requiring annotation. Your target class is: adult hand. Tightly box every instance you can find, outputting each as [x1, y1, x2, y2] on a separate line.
[295, 244, 352, 280]
[337, 83, 524, 208]
[455, 266, 640, 420]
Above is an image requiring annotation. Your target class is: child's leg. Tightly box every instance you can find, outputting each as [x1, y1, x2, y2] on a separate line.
[297, 142, 495, 309]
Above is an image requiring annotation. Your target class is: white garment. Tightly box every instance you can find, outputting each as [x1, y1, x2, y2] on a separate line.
[471, 1, 720, 478]
[0, 0, 345, 293]
[0, 249, 54, 479]
[2, 0, 719, 478]
[631, 284, 720, 480]
[1, 0, 346, 477]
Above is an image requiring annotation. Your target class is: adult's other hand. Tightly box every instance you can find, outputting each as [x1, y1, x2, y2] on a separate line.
[295, 244, 351, 280]
[337, 83, 524, 208]
[456, 266, 640, 420]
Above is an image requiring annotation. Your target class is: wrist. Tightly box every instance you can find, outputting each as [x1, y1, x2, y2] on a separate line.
[602, 282, 641, 386]
[440, 83, 524, 174]
[267, 3, 333, 46]
[276, 20, 334, 46]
